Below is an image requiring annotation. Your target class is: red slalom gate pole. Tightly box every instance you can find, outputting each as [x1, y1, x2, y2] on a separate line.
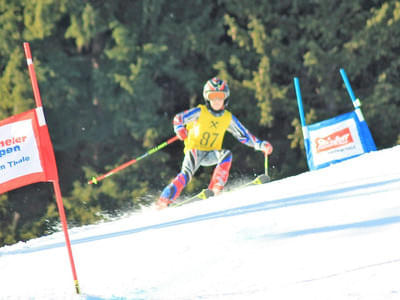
[88, 135, 179, 184]
[53, 182, 80, 294]
[23, 43, 43, 107]
[24, 42, 80, 294]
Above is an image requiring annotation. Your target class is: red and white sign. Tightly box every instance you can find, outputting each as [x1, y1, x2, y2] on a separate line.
[309, 118, 364, 166]
[315, 127, 354, 153]
[0, 108, 58, 194]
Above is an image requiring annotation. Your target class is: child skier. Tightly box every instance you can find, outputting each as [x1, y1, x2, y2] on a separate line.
[156, 77, 273, 209]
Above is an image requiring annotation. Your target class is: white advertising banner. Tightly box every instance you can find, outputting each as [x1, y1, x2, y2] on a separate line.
[0, 119, 43, 184]
[0, 109, 58, 194]
[309, 117, 364, 167]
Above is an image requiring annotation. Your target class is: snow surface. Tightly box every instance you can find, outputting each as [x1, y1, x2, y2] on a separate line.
[1, 146, 400, 300]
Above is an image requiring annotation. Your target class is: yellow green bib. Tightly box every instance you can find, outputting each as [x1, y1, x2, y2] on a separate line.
[184, 104, 232, 153]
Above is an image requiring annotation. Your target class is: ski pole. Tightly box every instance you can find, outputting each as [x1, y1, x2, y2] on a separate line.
[253, 151, 271, 184]
[88, 135, 179, 184]
[264, 152, 269, 177]
[263, 151, 271, 182]
[251, 151, 271, 185]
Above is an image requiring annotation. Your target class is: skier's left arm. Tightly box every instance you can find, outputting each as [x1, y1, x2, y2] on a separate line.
[227, 115, 273, 155]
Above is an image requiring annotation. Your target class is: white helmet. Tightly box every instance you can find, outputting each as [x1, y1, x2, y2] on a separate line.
[203, 77, 230, 109]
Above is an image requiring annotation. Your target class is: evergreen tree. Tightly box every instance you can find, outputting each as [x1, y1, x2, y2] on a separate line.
[0, 0, 399, 247]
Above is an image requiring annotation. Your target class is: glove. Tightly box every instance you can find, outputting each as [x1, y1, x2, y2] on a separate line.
[175, 127, 188, 140]
[260, 141, 273, 155]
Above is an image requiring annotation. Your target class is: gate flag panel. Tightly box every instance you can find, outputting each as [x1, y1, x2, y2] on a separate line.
[0, 108, 57, 193]
[294, 69, 376, 170]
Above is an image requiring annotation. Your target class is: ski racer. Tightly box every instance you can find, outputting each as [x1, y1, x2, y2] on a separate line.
[156, 77, 273, 209]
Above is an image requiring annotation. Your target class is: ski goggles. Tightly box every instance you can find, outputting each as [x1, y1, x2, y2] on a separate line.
[207, 91, 227, 101]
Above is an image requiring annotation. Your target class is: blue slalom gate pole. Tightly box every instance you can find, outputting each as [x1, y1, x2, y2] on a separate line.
[340, 68, 360, 109]
[339, 69, 376, 151]
[294, 77, 306, 127]
[293, 77, 312, 169]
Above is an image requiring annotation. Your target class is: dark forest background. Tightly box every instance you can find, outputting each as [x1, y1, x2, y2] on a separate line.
[1, 0, 399, 246]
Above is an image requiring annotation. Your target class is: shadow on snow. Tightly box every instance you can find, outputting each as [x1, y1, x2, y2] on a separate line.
[2, 177, 399, 256]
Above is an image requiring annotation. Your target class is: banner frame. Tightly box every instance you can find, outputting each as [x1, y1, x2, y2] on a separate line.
[294, 69, 376, 171]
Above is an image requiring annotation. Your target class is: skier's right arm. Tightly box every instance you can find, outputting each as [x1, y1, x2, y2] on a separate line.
[173, 107, 201, 140]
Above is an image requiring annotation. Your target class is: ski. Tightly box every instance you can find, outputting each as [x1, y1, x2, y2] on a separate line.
[170, 189, 214, 208]
[170, 174, 271, 208]
[244, 174, 271, 186]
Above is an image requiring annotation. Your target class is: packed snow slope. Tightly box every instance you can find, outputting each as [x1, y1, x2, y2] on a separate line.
[1, 146, 400, 300]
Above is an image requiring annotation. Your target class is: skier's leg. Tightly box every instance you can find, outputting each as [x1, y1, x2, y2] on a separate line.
[157, 172, 188, 207]
[157, 150, 203, 208]
[208, 150, 232, 195]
